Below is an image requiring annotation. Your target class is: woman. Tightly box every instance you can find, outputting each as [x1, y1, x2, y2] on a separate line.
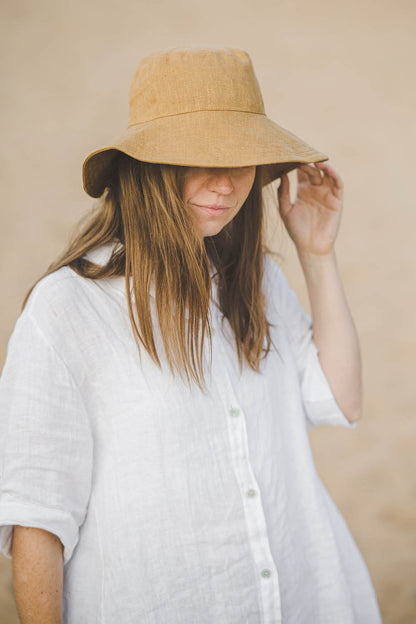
[0, 47, 382, 623]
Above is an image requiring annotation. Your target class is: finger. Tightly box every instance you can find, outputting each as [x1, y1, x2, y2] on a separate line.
[314, 162, 342, 187]
[277, 174, 292, 217]
[314, 162, 343, 197]
[297, 164, 323, 185]
[296, 167, 310, 184]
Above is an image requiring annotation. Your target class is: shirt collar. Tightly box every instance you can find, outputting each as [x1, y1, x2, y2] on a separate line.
[84, 244, 217, 300]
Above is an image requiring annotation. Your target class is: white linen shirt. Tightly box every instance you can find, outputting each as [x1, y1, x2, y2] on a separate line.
[0, 245, 382, 623]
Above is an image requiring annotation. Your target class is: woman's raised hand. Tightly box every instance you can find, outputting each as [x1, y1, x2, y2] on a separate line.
[277, 162, 344, 258]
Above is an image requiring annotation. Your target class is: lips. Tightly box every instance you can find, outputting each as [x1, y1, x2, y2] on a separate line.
[192, 203, 231, 216]
[200, 205, 230, 210]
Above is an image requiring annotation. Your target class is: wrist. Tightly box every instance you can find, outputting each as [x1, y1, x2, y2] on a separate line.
[297, 249, 339, 290]
[297, 247, 337, 269]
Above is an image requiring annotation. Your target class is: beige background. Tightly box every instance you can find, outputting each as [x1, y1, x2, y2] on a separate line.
[1, 0, 415, 622]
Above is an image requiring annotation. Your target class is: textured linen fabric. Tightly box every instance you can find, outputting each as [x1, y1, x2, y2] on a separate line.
[0, 244, 382, 623]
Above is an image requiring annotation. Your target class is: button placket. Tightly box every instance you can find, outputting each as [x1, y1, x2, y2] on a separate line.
[210, 338, 282, 622]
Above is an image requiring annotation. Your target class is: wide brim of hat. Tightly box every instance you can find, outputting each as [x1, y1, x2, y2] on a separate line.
[82, 110, 328, 198]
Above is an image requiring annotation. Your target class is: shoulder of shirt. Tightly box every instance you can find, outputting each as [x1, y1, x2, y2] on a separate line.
[7, 268, 96, 353]
[23, 243, 123, 321]
[23, 266, 94, 319]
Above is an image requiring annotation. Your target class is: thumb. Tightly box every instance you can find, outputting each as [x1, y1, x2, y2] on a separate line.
[277, 174, 292, 219]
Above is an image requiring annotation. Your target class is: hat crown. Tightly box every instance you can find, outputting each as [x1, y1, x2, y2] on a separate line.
[127, 47, 265, 126]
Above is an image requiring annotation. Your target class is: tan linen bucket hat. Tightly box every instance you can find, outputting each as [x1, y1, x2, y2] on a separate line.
[82, 46, 328, 198]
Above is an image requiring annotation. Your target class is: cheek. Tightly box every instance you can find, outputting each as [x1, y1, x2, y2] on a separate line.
[182, 178, 203, 204]
[239, 174, 256, 202]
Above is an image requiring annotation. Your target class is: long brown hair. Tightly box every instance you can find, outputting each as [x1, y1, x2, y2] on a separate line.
[23, 154, 278, 393]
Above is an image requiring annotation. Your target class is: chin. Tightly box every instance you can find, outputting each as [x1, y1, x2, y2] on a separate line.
[201, 225, 223, 238]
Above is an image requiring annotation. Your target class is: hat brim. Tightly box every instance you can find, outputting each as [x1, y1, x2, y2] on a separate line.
[82, 110, 328, 198]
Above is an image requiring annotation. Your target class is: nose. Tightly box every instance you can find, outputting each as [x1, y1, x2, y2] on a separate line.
[207, 169, 234, 194]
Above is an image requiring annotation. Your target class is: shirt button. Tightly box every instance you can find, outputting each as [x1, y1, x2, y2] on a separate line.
[246, 489, 257, 498]
[261, 569, 272, 578]
[229, 407, 240, 417]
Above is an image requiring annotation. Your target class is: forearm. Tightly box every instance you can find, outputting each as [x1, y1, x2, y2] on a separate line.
[12, 526, 64, 624]
[297, 248, 362, 423]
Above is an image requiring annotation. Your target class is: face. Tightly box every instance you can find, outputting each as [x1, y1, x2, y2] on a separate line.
[181, 166, 256, 239]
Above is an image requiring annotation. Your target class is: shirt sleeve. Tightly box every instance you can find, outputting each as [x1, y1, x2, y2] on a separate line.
[266, 256, 357, 432]
[0, 312, 93, 565]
